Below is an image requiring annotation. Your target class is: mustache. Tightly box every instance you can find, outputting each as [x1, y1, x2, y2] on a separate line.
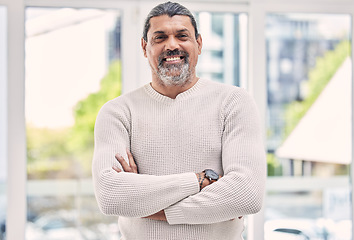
[158, 49, 189, 65]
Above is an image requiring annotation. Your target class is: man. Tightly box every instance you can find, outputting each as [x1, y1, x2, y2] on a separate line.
[92, 1, 266, 239]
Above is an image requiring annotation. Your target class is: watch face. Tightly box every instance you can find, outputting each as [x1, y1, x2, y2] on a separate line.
[205, 169, 219, 180]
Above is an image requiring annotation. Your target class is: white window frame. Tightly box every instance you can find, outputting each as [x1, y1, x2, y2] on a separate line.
[1, 1, 26, 240]
[1, 0, 353, 239]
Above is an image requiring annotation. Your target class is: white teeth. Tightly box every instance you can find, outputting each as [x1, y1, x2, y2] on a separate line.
[165, 57, 181, 62]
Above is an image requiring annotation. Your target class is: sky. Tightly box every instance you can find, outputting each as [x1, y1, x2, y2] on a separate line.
[25, 8, 119, 129]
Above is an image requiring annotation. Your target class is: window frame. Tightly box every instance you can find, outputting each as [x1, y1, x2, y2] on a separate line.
[2, 0, 354, 239]
[0, 6, 8, 240]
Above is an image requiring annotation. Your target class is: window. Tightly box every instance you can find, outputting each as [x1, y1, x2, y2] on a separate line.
[195, 12, 247, 87]
[265, 13, 352, 240]
[0, 6, 7, 240]
[25, 7, 122, 239]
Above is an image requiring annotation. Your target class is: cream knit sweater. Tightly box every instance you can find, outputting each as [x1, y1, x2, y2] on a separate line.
[92, 79, 266, 240]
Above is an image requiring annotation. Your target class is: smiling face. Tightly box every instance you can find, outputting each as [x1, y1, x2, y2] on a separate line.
[142, 15, 202, 87]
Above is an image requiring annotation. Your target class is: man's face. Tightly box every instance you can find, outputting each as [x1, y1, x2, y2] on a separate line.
[142, 15, 202, 86]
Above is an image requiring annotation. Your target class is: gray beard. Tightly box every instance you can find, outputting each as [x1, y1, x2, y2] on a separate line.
[156, 62, 191, 86]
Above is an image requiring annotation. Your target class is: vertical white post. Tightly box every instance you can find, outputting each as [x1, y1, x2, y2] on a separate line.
[7, 0, 26, 239]
[351, 10, 354, 240]
[0, 9, 8, 236]
[248, 2, 266, 240]
[0, 7, 7, 186]
[121, 3, 141, 94]
[224, 13, 235, 86]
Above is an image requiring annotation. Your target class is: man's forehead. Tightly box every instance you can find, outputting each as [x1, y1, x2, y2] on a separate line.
[148, 15, 194, 35]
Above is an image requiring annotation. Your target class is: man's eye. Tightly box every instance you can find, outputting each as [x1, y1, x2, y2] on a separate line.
[155, 36, 166, 40]
[178, 34, 188, 39]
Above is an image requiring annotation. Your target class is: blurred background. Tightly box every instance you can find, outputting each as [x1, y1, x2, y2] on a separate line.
[1, 0, 353, 239]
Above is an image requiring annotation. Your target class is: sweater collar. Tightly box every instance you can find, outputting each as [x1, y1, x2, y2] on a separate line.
[144, 78, 206, 103]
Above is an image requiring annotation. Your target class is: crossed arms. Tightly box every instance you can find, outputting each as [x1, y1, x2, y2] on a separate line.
[92, 90, 266, 225]
[112, 149, 218, 221]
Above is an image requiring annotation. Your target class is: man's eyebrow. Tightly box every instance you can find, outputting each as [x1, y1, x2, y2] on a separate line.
[152, 29, 190, 35]
[152, 30, 166, 35]
[177, 28, 190, 34]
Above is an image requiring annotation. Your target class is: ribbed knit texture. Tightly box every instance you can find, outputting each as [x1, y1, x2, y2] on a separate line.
[92, 79, 266, 240]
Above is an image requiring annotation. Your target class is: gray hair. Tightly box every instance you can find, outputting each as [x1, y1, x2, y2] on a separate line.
[142, 1, 199, 42]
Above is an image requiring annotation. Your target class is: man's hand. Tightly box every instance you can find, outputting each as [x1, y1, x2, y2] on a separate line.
[112, 151, 166, 221]
[112, 150, 168, 221]
[112, 149, 138, 173]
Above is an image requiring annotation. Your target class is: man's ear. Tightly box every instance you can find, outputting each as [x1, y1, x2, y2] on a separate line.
[141, 38, 147, 58]
[197, 34, 203, 55]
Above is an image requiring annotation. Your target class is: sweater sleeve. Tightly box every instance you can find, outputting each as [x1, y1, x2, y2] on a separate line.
[92, 100, 200, 218]
[164, 89, 267, 225]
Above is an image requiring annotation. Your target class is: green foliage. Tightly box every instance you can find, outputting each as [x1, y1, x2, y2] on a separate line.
[267, 153, 282, 176]
[284, 41, 351, 139]
[27, 127, 70, 163]
[26, 126, 74, 179]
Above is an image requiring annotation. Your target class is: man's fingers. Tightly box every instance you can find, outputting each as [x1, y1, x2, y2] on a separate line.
[114, 151, 138, 173]
[112, 166, 122, 173]
[126, 149, 138, 173]
[115, 153, 131, 172]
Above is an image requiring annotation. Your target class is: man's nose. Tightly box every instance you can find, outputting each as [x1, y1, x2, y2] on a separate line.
[165, 36, 179, 51]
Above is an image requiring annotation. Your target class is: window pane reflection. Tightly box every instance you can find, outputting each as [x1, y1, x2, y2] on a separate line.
[195, 12, 248, 87]
[266, 13, 352, 240]
[25, 7, 121, 239]
[0, 6, 7, 240]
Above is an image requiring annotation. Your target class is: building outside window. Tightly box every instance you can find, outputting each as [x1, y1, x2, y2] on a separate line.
[265, 13, 352, 240]
[195, 12, 248, 87]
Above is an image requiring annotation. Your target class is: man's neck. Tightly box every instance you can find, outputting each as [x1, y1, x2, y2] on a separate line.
[151, 77, 199, 99]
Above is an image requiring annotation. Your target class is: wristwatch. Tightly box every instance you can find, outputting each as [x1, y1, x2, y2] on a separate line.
[203, 169, 219, 182]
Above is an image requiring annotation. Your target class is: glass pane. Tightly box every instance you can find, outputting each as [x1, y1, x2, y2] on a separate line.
[0, 6, 7, 240]
[195, 12, 248, 87]
[266, 13, 352, 240]
[25, 7, 121, 239]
